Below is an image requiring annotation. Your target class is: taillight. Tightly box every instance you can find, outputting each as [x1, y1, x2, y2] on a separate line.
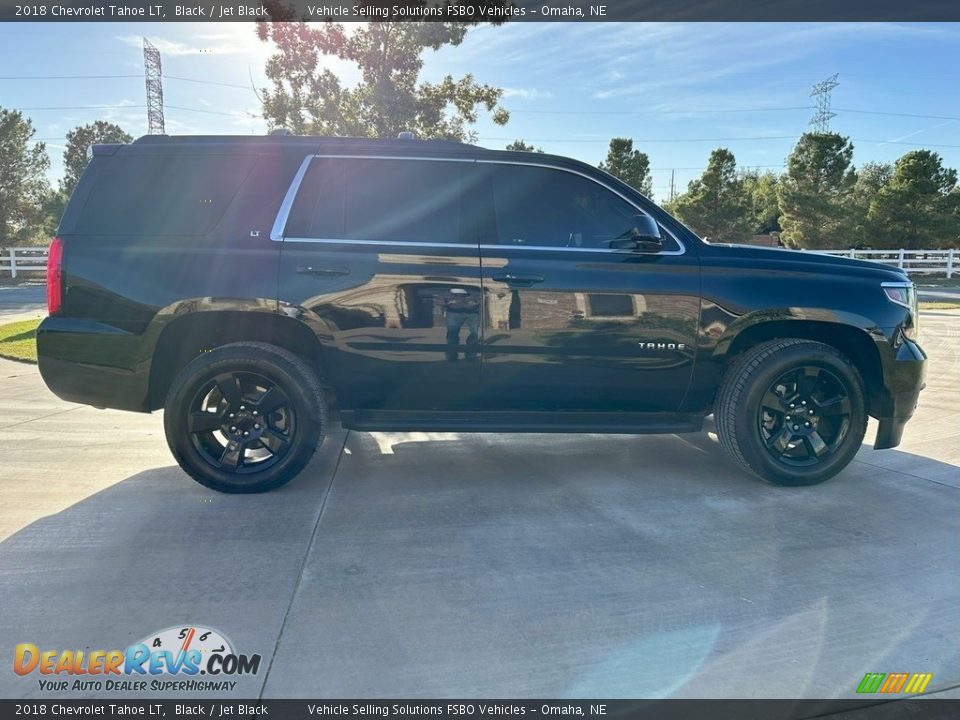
[46, 237, 64, 316]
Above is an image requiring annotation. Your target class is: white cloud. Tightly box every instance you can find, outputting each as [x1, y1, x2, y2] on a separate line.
[502, 87, 553, 100]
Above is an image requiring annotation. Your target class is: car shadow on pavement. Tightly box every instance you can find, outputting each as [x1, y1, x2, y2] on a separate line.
[0, 431, 957, 699]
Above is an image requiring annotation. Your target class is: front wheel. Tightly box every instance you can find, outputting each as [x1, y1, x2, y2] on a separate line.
[163, 342, 326, 493]
[715, 339, 867, 486]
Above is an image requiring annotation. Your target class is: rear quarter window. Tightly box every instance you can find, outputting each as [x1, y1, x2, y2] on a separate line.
[75, 154, 255, 236]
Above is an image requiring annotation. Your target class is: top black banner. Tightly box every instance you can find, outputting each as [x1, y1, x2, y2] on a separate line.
[1, 0, 959, 22]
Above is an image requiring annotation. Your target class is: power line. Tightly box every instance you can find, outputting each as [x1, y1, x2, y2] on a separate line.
[510, 107, 960, 121]
[165, 105, 256, 117]
[4, 82, 956, 121]
[14, 104, 147, 110]
[834, 108, 960, 121]
[0, 74, 143, 80]
[0, 73, 257, 92]
[13, 103, 254, 118]
[165, 75, 255, 91]
[509, 106, 814, 115]
[479, 135, 960, 148]
[482, 135, 801, 143]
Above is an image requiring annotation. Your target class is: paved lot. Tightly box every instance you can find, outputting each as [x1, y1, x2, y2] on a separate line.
[0, 307, 957, 700]
[0, 283, 45, 323]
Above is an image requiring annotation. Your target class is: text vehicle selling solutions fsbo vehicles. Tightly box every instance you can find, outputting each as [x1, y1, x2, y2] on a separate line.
[37, 134, 926, 493]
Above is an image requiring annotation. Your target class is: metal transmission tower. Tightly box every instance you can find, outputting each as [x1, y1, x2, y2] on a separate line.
[143, 38, 165, 135]
[809, 73, 839, 133]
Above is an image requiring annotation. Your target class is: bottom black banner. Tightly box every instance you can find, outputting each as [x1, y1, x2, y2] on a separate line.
[2, 699, 959, 720]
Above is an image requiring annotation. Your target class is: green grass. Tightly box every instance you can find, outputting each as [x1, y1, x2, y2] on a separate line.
[919, 300, 960, 310]
[0, 318, 41, 363]
[915, 277, 960, 289]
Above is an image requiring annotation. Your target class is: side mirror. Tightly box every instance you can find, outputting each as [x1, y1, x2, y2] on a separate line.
[608, 215, 662, 252]
[632, 214, 662, 245]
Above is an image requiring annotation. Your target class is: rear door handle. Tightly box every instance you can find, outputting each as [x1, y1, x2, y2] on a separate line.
[491, 273, 544, 287]
[296, 265, 350, 277]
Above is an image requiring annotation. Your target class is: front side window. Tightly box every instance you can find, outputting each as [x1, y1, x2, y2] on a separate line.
[488, 164, 648, 249]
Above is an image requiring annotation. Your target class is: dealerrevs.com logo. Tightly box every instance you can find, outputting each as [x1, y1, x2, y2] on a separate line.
[14, 625, 261, 692]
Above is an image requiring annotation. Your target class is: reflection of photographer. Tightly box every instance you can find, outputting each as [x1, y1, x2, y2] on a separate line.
[444, 288, 479, 362]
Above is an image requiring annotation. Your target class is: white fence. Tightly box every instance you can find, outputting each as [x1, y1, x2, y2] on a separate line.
[1, 248, 48, 279]
[1, 246, 957, 279]
[808, 248, 956, 278]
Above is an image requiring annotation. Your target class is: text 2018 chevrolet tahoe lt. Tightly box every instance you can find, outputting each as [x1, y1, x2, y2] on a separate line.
[37, 135, 926, 493]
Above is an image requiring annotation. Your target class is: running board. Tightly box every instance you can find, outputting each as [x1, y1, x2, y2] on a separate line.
[341, 410, 703, 435]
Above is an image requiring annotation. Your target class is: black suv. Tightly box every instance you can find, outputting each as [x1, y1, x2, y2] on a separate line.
[37, 135, 926, 493]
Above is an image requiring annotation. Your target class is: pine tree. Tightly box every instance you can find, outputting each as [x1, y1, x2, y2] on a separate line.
[669, 148, 753, 243]
[777, 132, 856, 249]
[598, 138, 653, 197]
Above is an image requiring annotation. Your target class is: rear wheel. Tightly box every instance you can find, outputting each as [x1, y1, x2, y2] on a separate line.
[715, 339, 867, 486]
[163, 342, 325, 493]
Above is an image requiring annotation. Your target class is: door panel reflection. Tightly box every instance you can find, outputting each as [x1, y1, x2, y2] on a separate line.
[479, 251, 701, 412]
[279, 245, 484, 411]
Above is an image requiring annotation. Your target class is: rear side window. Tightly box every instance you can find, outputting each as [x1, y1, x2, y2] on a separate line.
[286, 157, 467, 244]
[75, 154, 255, 236]
[284, 158, 346, 238]
[487, 164, 641, 249]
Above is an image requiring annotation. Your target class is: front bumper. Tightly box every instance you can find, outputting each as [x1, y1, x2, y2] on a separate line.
[874, 337, 926, 450]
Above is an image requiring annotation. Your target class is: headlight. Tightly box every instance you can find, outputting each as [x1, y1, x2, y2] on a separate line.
[882, 281, 918, 340]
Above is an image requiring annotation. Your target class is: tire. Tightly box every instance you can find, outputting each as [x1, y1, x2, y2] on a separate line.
[715, 339, 867, 486]
[163, 342, 326, 493]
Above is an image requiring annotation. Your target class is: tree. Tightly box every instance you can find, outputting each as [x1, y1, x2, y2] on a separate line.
[505, 139, 544, 153]
[668, 148, 753, 243]
[0, 108, 50, 246]
[61, 121, 132, 197]
[255, 13, 509, 140]
[741, 170, 780, 234]
[777, 132, 857, 249]
[598, 138, 652, 197]
[846, 161, 893, 247]
[866, 151, 959, 249]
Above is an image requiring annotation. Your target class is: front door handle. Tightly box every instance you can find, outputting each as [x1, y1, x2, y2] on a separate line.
[491, 273, 544, 287]
[296, 265, 350, 277]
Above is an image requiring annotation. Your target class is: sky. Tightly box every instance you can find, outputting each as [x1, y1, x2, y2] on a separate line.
[1, 21, 958, 200]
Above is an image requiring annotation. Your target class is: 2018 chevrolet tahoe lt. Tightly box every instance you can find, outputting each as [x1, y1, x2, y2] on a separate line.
[37, 135, 926, 492]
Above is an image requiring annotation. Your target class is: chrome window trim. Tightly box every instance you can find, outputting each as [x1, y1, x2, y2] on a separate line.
[309, 154, 471, 162]
[270, 155, 315, 242]
[269, 154, 686, 256]
[281, 237, 471, 249]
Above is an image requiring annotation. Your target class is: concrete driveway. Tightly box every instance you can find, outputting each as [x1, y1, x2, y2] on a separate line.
[0, 310, 957, 700]
[0, 282, 45, 323]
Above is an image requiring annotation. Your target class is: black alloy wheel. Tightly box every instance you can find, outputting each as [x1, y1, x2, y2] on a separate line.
[715, 338, 867, 486]
[757, 365, 852, 467]
[164, 342, 326, 493]
[187, 371, 296, 474]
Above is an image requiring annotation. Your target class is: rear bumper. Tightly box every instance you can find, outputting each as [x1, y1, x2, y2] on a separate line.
[36, 316, 150, 412]
[874, 337, 926, 450]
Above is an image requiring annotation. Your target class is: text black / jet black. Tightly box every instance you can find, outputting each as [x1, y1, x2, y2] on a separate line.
[38, 134, 926, 492]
